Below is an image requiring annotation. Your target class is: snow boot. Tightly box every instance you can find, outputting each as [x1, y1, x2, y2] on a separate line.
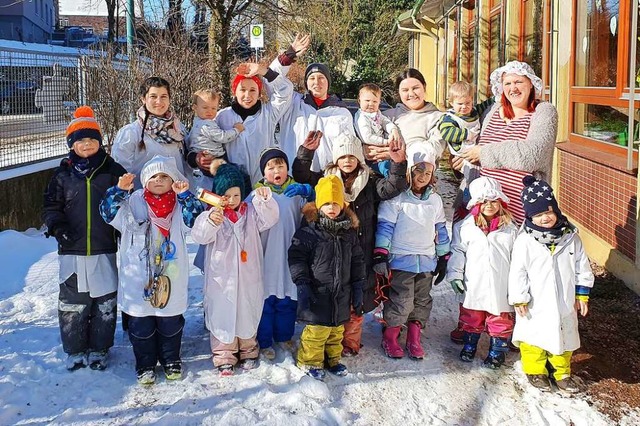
[305, 367, 326, 381]
[218, 364, 235, 376]
[555, 376, 582, 394]
[405, 321, 425, 360]
[239, 358, 259, 371]
[459, 332, 481, 362]
[450, 323, 465, 344]
[483, 336, 509, 369]
[260, 347, 276, 360]
[137, 368, 156, 385]
[381, 326, 404, 359]
[66, 353, 87, 371]
[527, 374, 552, 392]
[88, 350, 108, 371]
[327, 363, 348, 377]
[163, 362, 182, 380]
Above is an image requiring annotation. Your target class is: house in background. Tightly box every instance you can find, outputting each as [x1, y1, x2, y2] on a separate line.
[0, 0, 57, 43]
[398, 0, 640, 291]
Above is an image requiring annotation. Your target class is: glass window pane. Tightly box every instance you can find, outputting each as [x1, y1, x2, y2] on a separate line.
[573, 103, 636, 149]
[522, 0, 544, 79]
[462, 9, 476, 84]
[574, 0, 620, 87]
[490, 14, 501, 76]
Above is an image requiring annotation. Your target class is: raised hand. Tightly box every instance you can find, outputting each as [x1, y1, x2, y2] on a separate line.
[254, 186, 271, 200]
[117, 173, 135, 191]
[236, 62, 266, 77]
[172, 180, 189, 194]
[302, 130, 322, 151]
[291, 33, 311, 57]
[388, 137, 406, 163]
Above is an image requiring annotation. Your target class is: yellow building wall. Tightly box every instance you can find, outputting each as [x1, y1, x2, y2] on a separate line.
[415, 31, 438, 106]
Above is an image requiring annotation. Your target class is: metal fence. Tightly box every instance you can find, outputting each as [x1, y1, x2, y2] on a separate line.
[0, 41, 133, 172]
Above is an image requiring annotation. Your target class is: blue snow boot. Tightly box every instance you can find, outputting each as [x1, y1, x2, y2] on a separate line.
[459, 332, 481, 362]
[483, 336, 509, 369]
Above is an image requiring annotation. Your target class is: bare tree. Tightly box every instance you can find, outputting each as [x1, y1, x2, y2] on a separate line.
[198, 0, 292, 105]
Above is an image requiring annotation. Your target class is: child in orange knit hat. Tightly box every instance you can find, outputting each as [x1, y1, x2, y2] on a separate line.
[43, 106, 127, 371]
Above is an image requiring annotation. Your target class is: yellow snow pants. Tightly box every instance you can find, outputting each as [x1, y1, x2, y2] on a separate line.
[520, 342, 572, 381]
[297, 324, 344, 368]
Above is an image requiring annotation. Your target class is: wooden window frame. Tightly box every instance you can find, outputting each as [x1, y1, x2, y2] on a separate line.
[569, 0, 639, 155]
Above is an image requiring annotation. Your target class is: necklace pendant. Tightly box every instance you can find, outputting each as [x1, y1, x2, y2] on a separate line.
[240, 250, 248, 263]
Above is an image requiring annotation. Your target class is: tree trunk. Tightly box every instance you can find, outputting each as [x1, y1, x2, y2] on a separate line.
[106, 0, 116, 43]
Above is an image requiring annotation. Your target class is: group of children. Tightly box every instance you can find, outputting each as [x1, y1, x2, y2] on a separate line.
[42, 71, 594, 394]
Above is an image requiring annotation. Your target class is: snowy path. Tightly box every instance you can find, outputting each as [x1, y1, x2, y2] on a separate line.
[0, 171, 628, 425]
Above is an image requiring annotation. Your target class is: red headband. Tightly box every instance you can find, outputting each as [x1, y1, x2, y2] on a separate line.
[231, 74, 263, 94]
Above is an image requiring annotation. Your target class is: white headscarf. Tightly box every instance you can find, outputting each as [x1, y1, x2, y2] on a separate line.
[490, 61, 543, 98]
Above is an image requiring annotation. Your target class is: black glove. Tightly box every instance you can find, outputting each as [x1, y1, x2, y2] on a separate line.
[296, 279, 316, 312]
[352, 280, 365, 317]
[53, 226, 78, 248]
[372, 248, 389, 276]
[433, 253, 450, 285]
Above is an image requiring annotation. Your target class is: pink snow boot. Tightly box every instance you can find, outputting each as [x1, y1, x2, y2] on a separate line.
[406, 321, 425, 360]
[381, 326, 404, 358]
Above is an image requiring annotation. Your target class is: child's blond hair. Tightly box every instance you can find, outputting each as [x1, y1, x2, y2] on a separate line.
[474, 202, 513, 229]
[358, 83, 382, 98]
[448, 81, 474, 104]
[192, 89, 220, 105]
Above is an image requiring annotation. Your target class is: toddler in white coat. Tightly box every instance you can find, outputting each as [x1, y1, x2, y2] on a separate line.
[191, 162, 279, 376]
[446, 177, 518, 369]
[509, 175, 594, 394]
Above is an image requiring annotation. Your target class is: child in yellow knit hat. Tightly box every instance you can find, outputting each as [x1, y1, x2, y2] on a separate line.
[288, 175, 367, 380]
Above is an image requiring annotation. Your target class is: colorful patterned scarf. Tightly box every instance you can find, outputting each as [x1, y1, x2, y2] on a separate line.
[137, 106, 184, 145]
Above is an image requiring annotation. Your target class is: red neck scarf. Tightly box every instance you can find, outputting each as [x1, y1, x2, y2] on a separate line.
[143, 189, 177, 237]
[223, 202, 247, 224]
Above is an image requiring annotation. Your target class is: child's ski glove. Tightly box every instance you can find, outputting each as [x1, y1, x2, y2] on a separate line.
[433, 253, 450, 285]
[450, 279, 466, 294]
[284, 183, 314, 200]
[372, 248, 389, 276]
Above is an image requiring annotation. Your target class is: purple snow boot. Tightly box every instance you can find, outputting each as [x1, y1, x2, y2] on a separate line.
[406, 321, 425, 360]
[381, 326, 404, 358]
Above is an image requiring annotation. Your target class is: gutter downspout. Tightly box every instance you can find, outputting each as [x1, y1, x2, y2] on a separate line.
[396, 0, 439, 40]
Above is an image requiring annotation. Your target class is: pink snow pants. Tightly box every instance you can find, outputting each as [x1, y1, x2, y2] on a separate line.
[459, 306, 514, 338]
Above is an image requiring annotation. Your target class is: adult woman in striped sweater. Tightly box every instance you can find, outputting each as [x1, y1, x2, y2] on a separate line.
[453, 61, 558, 226]
[449, 61, 558, 343]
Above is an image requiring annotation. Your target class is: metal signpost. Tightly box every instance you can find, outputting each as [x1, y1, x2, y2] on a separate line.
[250, 24, 264, 62]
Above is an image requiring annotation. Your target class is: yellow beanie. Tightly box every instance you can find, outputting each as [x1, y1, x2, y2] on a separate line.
[315, 175, 345, 208]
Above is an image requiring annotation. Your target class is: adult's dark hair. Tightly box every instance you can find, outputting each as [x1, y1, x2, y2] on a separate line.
[395, 68, 427, 91]
[139, 76, 171, 98]
[138, 77, 172, 149]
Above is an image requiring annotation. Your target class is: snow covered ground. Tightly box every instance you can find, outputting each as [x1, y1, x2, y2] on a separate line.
[2, 234, 633, 425]
[1, 172, 638, 425]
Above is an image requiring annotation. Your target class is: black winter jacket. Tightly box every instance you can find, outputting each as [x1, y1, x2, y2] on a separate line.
[292, 145, 408, 311]
[42, 154, 127, 255]
[288, 204, 366, 326]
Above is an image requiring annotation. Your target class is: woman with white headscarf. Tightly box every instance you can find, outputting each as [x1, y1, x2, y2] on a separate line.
[452, 61, 558, 226]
